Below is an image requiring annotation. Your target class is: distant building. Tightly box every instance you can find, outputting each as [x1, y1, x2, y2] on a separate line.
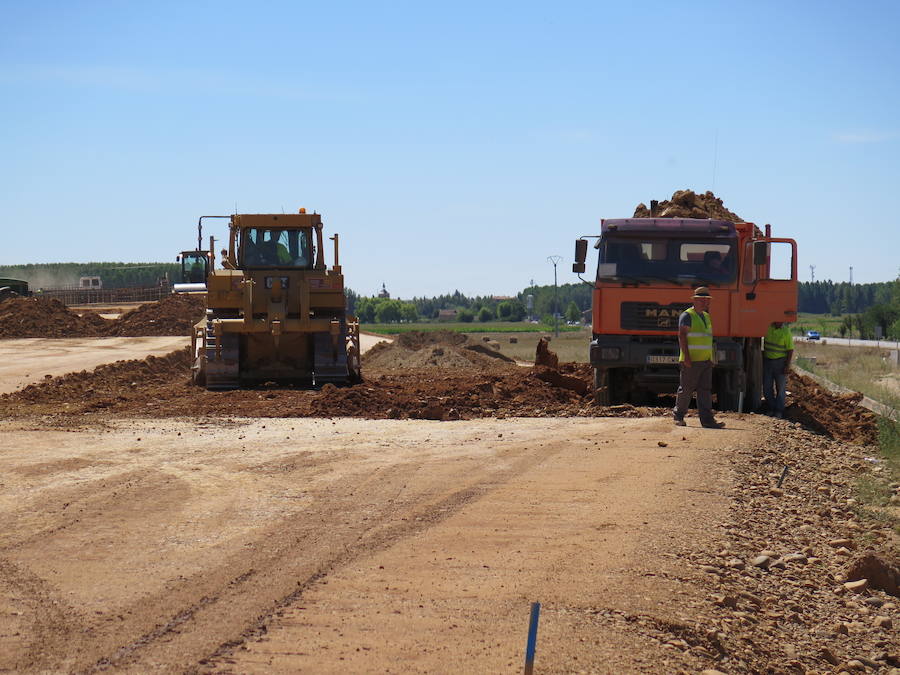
[491, 295, 512, 301]
[437, 309, 458, 321]
[79, 276, 102, 289]
[377, 282, 390, 299]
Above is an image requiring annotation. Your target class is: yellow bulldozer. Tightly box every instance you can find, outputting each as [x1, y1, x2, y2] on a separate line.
[191, 209, 361, 389]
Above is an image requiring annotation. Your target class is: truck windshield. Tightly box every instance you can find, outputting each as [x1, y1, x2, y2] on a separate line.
[241, 228, 311, 268]
[598, 238, 737, 284]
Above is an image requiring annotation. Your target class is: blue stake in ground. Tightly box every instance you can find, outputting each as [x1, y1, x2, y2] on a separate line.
[524, 601, 541, 675]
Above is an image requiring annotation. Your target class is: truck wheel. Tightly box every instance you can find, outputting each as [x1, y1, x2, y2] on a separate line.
[715, 369, 741, 412]
[593, 368, 612, 405]
[744, 340, 763, 413]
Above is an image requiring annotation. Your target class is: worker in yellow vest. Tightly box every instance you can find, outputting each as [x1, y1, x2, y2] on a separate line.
[763, 321, 794, 418]
[673, 286, 725, 429]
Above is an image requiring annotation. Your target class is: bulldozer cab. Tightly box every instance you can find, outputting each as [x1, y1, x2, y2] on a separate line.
[178, 251, 209, 284]
[240, 227, 311, 269]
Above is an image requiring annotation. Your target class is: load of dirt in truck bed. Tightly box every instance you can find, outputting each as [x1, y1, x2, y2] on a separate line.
[633, 189, 743, 222]
[0, 296, 112, 338]
[363, 330, 518, 371]
[0, 294, 205, 338]
[786, 371, 879, 445]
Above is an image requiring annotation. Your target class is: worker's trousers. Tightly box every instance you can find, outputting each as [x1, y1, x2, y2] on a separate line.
[673, 360, 714, 423]
[763, 357, 788, 415]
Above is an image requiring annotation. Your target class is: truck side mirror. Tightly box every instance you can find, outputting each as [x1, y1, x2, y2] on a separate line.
[753, 241, 768, 265]
[572, 239, 587, 273]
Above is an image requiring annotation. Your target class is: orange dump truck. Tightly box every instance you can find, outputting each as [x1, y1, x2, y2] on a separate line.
[572, 217, 798, 410]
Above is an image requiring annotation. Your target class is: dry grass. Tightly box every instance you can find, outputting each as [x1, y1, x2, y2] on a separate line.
[465, 328, 591, 364]
[794, 342, 900, 404]
[795, 342, 900, 499]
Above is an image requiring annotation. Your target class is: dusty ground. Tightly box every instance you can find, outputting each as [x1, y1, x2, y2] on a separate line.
[1, 306, 898, 673]
[0, 337, 190, 394]
[2, 414, 898, 674]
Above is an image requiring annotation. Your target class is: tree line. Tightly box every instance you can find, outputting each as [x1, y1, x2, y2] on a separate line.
[0, 262, 178, 289]
[798, 280, 897, 314]
[346, 282, 592, 325]
[798, 279, 900, 339]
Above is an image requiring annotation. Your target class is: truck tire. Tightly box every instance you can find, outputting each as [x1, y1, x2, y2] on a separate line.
[744, 339, 763, 413]
[593, 367, 610, 406]
[714, 368, 741, 412]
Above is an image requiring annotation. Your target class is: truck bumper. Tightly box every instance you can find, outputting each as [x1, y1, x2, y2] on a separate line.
[589, 335, 743, 393]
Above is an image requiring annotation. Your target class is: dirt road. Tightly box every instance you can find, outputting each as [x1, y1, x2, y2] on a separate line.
[0, 337, 189, 394]
[0, 334, 387, 395]
[0, 415, 740, 673]
[1, 325, 896, 673]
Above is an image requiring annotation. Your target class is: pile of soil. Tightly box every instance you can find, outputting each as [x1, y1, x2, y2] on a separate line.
[0, 297, 111, 338]
[0, 346, 647, 420]
[786, 372, 879, 445]
[633, 189, 743, 222]
[363, 330, 517, 371]
[0, 294, 204, 339]
[0, 335, 656, 420]
[108, 294, 205, 337]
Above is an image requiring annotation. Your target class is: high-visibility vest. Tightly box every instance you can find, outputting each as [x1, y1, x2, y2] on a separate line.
[679, 308, 713, 362]
[764, 325, 794, 360]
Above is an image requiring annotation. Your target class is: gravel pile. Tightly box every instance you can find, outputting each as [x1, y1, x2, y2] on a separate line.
[665, 422, 900, 673]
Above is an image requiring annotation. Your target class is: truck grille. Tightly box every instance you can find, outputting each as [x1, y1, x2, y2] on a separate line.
[620, 302, 690, 331]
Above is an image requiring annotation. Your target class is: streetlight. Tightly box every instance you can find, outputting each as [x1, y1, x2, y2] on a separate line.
[547, 255, 562, 337]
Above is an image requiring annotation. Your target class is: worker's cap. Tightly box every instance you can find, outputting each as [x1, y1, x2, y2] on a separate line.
[692, 286, 712, 298]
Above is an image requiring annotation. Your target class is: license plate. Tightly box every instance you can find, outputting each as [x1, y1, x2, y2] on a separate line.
[646, 355, 678, 364]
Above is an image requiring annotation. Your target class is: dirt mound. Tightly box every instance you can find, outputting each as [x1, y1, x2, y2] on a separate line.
[535, 337, 559, 369]
[786, 372, 879, 445]
[108, 294, 205, 337]
[395, 330, 467, 350]
[0, 297, 112, 338]
[633, 189, 742, 222]
[0, 345, 656, 421]
[0, 294, 205, 339]
[363, 331, 516, 371]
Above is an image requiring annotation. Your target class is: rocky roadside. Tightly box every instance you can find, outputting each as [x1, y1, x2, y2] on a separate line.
[640, 419, 899, 674]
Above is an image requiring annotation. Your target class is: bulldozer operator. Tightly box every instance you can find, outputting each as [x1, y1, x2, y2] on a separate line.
[244, 228, 300, 267]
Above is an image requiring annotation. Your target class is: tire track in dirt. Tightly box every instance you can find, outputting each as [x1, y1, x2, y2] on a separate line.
[0, 557, 84, 672]
[16, 439, 559, 673]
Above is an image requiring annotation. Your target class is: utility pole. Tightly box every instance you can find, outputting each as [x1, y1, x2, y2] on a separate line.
[849, 266, 853, 285]
[809, 265, 815, 283]
[547, 256, 562, 337]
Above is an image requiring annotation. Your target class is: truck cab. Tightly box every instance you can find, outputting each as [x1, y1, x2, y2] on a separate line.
[574, 218, 798, 410]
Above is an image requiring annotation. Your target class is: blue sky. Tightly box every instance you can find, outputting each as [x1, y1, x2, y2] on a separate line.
[3, 1, 898, 297]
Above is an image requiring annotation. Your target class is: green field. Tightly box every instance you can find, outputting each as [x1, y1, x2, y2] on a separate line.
[362, 323, 592, 363]
[361, 321, 582, 335]
[792, 313, 849, 337]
